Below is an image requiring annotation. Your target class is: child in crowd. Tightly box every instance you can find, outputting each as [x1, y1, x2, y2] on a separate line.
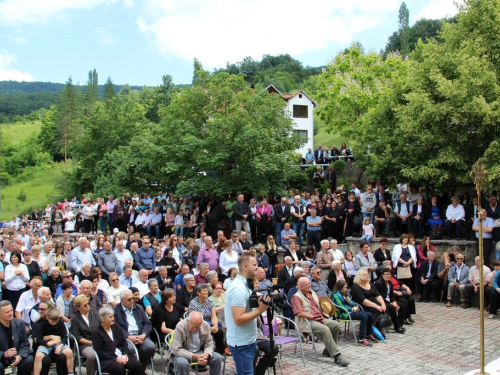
[34, 308, 74, 375]
[360, 217, 375, 245]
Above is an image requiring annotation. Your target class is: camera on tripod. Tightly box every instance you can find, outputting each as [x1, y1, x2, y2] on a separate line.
[248, 282, 286, 309]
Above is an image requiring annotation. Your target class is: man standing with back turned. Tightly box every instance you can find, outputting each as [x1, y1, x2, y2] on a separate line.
[225, 254, 270, 375]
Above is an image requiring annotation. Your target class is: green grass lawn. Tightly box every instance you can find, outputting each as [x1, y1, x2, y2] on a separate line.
[0, 162, 68, 220]
[1, 120, 42, 144]
[314, 114, 348, 148]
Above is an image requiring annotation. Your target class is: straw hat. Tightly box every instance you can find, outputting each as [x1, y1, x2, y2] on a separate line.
[318, 296, 336, 317]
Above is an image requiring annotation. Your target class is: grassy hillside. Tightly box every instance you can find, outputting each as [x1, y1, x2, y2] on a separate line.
[0, 162, 68, 220]
[314, 114, 348, 148]
[1, 120, 42, 144]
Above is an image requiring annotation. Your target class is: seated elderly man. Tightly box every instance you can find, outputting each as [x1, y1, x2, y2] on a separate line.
[446, 253, 470, 308]
[464, 256, 492, 309]
[419, 251, 439, 302]
[291, 277, 348, 367]
[105, 272, 129, 307]
[114, 289, 156, 373]
[134, 269, 151, 298]
[277, 256, 295, 290]
[310, 266, 331, 298]
[172, 311, 222, 375]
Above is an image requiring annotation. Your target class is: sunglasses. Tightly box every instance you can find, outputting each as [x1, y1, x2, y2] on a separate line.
[63, 275, 72, 278]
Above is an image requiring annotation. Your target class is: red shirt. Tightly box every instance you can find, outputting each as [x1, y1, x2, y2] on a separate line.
[291, 292, 324, 323]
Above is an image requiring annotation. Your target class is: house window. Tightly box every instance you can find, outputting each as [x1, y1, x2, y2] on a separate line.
[293, 105, 308, 118]
[293, 130, 308, 142]
[299, 94, 303, 98]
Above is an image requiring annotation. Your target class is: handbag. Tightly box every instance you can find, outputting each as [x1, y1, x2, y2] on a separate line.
[378, 313, 392, 328]
[397, 266, 412, 279]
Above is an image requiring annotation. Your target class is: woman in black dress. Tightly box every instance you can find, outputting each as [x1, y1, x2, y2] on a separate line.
[372, 237, 392, 278]
[151, 288, 184, 344]
[350, 269, 387, 332]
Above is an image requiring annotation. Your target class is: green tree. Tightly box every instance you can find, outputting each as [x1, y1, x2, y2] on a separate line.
[399, 2, 410, 58]
[103, 76, 115, 103]
[94, 71, 302, 197]
[84, 69, 99, 105]
[316, 43, 409, 184]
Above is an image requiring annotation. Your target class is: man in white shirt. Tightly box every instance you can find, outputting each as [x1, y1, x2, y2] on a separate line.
[133, 269, 150, 298]
[15, 277, 42, 326]
[119, 264, 138, 288]
[105, 272, 129, 307]
[114, 241, 134, 275]
[446, 196, 466, 240]
[69, 237, 96, 273]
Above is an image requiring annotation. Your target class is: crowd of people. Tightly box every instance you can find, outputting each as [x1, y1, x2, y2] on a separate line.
[0, 184, 499, 375]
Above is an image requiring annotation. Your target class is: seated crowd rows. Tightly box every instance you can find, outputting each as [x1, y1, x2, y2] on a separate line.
[1, 186, 498, 374]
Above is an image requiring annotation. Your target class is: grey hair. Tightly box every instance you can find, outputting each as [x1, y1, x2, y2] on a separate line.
[330, 239, 338, 245]
[293, 267, 304, 275]
[300, 261, 310, 269]
[427, 251, 435, 257]
[184, 273, 195, 283]
[81, 280, 92, 288]
[120, 289, 133, 301]
[0, 300, 12, 310]
[148, 278, 158, 288]
[199, 262, 209, 270]
[82, 262, 91, 268]
[204, 236, 212, 243]
[48, 267, 60, 276]
[98, 307, 115, 321]
[207, 270, 217, 282]
[284, 256, 292, 262]
[294, 195, 301, 200]
[157, 266, 167, 273]
[38, 287, 51, 297]
[195, 283, 209, 294]
[123, 265, 132, 271]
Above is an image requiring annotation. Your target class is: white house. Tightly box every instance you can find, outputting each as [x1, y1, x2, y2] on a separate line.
[266, 85, 316, 157]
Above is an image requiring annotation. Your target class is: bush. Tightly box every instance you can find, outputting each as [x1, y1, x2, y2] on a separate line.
[338, 177, 351, 191]
[333, 159, 347, 176]
[16, 189, 27, 202]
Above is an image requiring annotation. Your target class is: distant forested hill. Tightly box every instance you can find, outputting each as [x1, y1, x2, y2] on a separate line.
[0, 81, 144, 122]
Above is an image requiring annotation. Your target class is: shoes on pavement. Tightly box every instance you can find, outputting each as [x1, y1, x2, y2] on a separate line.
[396, 328, 406, 334]
[488, 314, 496, 319]
[408, 317, 415, 323]
[404, 320, 413, 325]
[334, 354, 349, 367]
[446, 301, 452, 307]
[461, 302, 468, 308]
[322, 348, 330, 357]
[357, 339, 372, 347]
[367, 334, 379, 342]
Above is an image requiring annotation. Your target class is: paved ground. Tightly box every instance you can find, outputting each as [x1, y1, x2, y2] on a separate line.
[148, 300, 500, 375]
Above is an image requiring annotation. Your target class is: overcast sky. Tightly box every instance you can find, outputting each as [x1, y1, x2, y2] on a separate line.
[0, 0, 461, 86]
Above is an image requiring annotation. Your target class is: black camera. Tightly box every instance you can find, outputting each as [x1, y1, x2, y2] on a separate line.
[248, 280, 286, 309]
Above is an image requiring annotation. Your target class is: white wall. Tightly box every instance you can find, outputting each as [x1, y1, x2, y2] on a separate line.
[286, 93, 315, 157]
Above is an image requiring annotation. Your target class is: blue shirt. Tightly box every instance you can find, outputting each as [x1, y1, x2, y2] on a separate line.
[280, 228, 296, 247]
[224, 274, 257, 346]
[306, 216, 321, 231]
[305, 152, 314, 162]
[135, 246, 156, 270]
[474, 217, 495, 239]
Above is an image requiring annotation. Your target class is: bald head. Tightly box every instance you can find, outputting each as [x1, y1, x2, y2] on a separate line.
[298, 277, 310, 288]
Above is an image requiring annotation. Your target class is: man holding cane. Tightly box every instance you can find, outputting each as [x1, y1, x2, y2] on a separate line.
[225, 254, 271, 375]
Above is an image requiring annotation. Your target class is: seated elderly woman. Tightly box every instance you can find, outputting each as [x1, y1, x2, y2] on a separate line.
[327, 260, 349, 290]
[151, 288, 184, 344]
[92, 307, 143, 375]
[374, 268, 407, 334]
[188, 283, 225, 355]
[177, 273, 196, 312]
[143, 279, 161, 317]
[207, 270, 219, 293]
[70, 294, 100, 375]
[43, 267, 62, 298]
[56, 281, 74, 326]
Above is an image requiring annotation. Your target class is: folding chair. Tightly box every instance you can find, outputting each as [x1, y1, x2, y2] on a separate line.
[261, 314, 306, 372]
[332, 301, 361, 346]
[125, 339, 155, 375]
[152, 327, 166, 370]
